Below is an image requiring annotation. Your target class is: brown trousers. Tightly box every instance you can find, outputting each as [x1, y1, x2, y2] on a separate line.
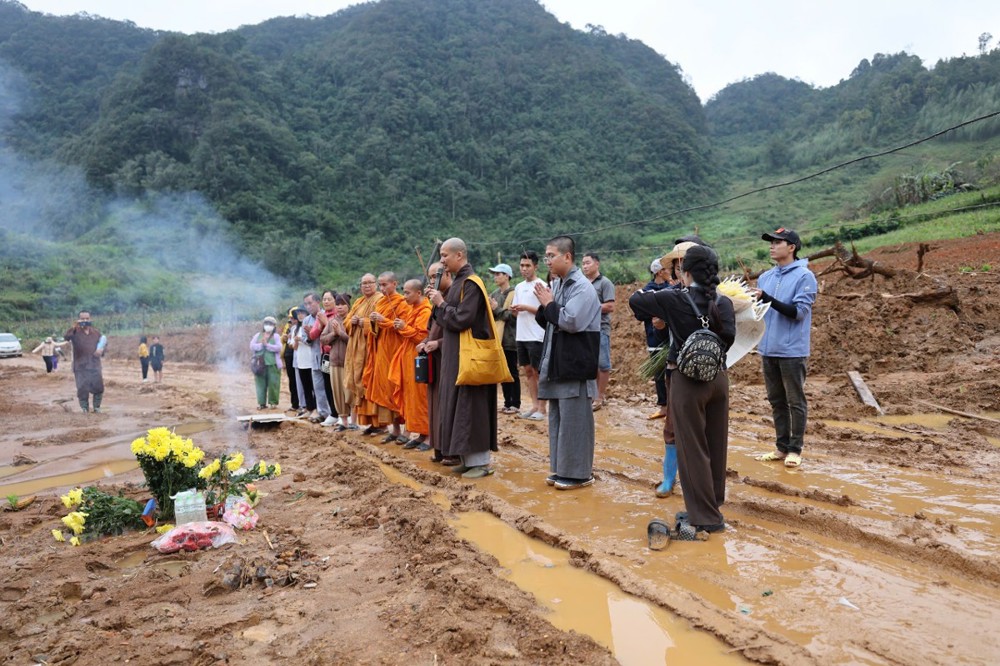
[670, 369, 729, 526]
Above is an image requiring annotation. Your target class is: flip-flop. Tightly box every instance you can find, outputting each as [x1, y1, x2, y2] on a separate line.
[647, 519, 672, 550]
[757, 451, 787, 462]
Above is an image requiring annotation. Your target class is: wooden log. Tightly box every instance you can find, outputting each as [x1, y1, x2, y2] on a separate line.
[911, 399, 1000, 424]
[847, 371, 885, 415]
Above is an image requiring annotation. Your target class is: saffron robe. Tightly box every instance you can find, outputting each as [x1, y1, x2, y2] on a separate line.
[364, 291, 411, 416]
[389, 299, 433, 436]
[344, 292, 383, 412]
[432, 264, 498, 457]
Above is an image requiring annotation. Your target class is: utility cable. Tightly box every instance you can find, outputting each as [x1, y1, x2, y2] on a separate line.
[470, 109, 1000, 249]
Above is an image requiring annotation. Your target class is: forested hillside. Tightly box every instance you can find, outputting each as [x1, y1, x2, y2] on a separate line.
[707, 50, 1000, 173]
[1, 0, 999, 323]
[0, 0, 710, 297]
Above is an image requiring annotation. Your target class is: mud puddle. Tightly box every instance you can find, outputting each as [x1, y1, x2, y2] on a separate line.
[371, 453, 740, 663]
[0, 420, 217, 497]
[453, 511, 748, 666]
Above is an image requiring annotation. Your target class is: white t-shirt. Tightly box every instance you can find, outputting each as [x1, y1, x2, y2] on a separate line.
[512, 278, 546, 342]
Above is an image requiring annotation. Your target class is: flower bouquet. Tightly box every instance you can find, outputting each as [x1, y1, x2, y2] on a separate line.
[198, 452, 281, 510]
[53, 486, 146, 546]
[131, 428, 205, 519]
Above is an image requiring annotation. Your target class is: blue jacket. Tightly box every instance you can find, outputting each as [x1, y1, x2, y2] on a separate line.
[757, 258, 817, 358]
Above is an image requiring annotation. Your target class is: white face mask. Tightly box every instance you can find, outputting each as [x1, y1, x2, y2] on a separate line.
[263, 325, 275, 333]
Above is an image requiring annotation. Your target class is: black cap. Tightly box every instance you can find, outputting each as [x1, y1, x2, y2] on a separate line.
[762, 227, 801, 248]
[674, 234, 710, 247]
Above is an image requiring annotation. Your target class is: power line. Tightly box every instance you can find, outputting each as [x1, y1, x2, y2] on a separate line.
[470, 109, 1000, 249]
[567, 200, 1000, 261]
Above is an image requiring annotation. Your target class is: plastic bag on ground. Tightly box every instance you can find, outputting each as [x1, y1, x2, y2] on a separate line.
[151, 521, 238, 554]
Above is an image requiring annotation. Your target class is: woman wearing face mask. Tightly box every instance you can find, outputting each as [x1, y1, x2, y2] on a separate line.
[250, 315, 284, 410]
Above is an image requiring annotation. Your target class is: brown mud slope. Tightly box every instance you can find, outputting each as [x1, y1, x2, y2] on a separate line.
[2, 233, 1000, 665]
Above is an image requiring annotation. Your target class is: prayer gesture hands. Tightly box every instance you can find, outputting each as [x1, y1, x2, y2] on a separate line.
[533, 282, 553, 306]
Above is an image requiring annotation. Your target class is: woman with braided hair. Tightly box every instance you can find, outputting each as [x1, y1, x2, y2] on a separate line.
[629, 244, 736, 538]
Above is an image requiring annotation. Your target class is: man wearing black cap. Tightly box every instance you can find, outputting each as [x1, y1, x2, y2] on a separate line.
[752, 228, 817, 468]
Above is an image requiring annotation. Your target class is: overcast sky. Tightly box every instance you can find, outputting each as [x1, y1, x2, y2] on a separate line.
[17, 0, 1000, 101]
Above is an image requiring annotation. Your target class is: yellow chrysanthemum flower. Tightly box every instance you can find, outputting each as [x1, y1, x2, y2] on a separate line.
[52, 529, 65, 542]
[273, 463, 281, 477]
[70, 536, 81, 547]
[68, 488, 83, 506]
[198, 458, 221, 480]
[258, 460, 268, 475]
[225, 452, 244, 472]
[61, 494, 73, 509]
[61, 511, 88, 535]
[130, 437, 146, 455]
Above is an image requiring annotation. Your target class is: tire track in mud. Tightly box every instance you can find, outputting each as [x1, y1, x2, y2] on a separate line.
[363, 403, 1000, 666]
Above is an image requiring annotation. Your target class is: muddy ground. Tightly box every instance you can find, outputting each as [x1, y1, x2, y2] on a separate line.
[1, 234, 999, 665]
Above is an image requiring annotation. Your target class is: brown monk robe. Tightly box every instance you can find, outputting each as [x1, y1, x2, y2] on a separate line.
[425, 238, 498, 479]
[344, 274, 383, 430]
[389, 279, 433, 447]
[364, 272, 412, 440]
[419, 262, 453, 462]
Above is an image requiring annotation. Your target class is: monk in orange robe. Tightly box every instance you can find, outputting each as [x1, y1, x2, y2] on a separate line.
[364, 271, 411, 440]
[389, 279, 433, 449]
[344, 273, 383, 431]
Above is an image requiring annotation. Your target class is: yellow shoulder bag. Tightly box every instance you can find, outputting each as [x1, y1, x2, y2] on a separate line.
[456, 275, 514, 386]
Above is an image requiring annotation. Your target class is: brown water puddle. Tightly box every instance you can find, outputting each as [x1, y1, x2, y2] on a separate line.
[0, 420, 217, 498]
[383, 415, 1000, 664]
[372, 455, 743, 664]
[453, 511, 748, 666]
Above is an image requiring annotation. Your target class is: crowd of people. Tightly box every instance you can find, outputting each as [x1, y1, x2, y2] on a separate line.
[24, 226, 815, 541]
[241, 228, 817, 538]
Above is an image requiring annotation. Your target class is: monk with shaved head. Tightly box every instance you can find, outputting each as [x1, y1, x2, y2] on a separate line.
[388, 278, 433, 450]
[364, 271, 412, 441]
[418, 262, 453, 461]
[424, 238, 499, 478]
[344, 273, 383, 431]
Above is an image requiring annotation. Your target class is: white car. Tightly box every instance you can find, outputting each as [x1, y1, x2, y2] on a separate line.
[0, 333, 23, 358]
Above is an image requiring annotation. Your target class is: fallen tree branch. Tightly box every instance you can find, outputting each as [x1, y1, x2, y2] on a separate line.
[910, 399, 1000, 425]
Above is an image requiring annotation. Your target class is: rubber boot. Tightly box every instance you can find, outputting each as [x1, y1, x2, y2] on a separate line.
[92, 392, 103, 414]
[79, 398, 89, 413]
[655, 443, 677, 497]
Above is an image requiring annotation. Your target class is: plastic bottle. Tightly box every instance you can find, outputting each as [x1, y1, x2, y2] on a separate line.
[171, 489, 207, 524]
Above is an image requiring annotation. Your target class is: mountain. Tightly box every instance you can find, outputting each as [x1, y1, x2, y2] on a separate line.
[0, 0, 713, 293]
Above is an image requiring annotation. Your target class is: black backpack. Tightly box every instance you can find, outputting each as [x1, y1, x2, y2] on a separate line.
[676, 291, 725, 382]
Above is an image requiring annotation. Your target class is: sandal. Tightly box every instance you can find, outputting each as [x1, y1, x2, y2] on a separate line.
[647, 519, 671, 551]
[784, 453, 802, 468]
[416, 442, 432, 452]
[461, 466, 494, 479]
[756, 451, 787, 462]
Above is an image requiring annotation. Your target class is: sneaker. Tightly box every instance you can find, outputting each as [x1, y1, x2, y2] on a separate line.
[554, 476, 594, 490]
[526, 412, 545, 421]
[320, 416, 337, 426]
[517, 410, 535, 419]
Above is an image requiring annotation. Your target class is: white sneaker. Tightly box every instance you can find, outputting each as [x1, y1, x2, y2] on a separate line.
[320, 416, 337, 427]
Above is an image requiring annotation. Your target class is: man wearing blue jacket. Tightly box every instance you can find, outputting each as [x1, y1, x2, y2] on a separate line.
[753, 228, 817, 468]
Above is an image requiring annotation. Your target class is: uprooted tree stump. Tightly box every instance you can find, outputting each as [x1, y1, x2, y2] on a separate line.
[741, 240, 961, 312]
